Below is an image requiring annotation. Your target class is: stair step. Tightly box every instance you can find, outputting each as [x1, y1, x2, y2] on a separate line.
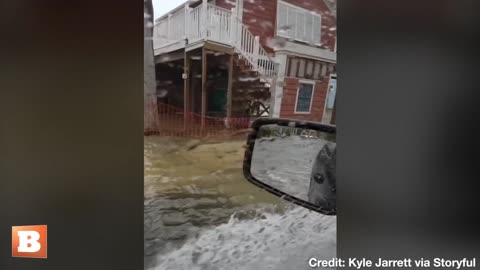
[235, 78, 266, 83]
[234, 83, 270, 88]
[235, 88, 270, 93]
[236, 79, 262, 85]
[235, 88, 269, 93]
[233, 94, 271, 100]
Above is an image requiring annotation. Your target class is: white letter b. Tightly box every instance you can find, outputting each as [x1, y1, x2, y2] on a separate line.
[17, 231, 41, 253]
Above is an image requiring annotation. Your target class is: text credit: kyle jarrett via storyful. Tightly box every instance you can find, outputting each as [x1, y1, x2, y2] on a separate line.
[308, 257, 477, 269]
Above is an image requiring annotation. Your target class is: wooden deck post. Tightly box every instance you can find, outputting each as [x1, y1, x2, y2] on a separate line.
[226, 54, 234, 128]
[201, 47, 207, 129]
[184, 50, 190, 130]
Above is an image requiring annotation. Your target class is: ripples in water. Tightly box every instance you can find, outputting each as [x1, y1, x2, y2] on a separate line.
[144, 137, 336, 270]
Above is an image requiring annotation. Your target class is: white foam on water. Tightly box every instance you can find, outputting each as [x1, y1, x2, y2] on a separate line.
[150, 206, 336, 270]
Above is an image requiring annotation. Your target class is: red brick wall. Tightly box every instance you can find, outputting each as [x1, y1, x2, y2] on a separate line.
[242, 0, 277, 53]
[283, 0, 336, 51]
[279, 77, 328, 122]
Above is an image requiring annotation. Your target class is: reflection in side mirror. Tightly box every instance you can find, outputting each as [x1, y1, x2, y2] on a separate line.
[243, 119, 336, 215]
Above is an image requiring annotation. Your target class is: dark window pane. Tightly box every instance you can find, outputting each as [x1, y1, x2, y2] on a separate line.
[296, 83, 314, 112]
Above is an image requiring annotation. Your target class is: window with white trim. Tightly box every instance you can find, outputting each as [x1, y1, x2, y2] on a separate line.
[295, 81, 315, 113]
[277, 1, 321, 45]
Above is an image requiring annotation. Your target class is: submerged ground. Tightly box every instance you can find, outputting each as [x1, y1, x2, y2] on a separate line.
[144, 136, 336, 270]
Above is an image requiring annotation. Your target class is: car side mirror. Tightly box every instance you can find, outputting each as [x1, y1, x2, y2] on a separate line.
[243, 118, 336, 215]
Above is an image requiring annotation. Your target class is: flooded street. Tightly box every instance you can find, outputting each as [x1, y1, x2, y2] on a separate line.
[144, 136, 336, 270]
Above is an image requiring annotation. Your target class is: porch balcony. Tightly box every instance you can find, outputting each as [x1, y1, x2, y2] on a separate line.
[153, 0, 278, 81]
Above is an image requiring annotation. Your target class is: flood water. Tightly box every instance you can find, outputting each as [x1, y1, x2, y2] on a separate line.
[144, 136, 336, 270]
[251, 135, 330, 201]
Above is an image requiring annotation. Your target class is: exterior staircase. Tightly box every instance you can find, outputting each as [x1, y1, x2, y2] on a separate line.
[232, 57, 271, 117]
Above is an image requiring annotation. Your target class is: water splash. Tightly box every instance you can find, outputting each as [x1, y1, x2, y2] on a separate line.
[150, 206, 336, 270]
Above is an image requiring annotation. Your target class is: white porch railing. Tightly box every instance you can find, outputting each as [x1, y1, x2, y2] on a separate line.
[153, 1, 278, 80]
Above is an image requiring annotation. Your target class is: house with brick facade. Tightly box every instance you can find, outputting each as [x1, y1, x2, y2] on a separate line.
[238, 0, 337, 124]
[153, 0, 336, 133]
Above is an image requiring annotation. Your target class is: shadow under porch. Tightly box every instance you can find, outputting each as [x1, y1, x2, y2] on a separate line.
[155, 42, 270, 135]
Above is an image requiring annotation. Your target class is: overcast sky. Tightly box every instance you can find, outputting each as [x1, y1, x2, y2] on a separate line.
[153, 0, 188, 20]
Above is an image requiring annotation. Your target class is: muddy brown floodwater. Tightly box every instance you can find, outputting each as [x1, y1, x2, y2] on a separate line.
[144, 136, 336, 270]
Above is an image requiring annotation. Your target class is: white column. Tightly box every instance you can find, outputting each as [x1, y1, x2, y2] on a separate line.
[272, 53, 287, 118]
[268, 62, 280, 117]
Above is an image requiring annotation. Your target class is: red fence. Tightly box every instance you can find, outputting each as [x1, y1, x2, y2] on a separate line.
[145, 103, 255, 138]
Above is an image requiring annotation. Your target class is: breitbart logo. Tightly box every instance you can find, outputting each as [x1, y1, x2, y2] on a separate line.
[12, 225, 47, 259]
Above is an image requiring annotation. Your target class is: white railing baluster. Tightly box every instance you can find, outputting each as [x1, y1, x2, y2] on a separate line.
[241, 27, 245, 55]
[250, 35, 254, 60]
[244, 28, 248, 60]
[243, 29, 246, 55]
[224, 11, 228, 41]
[246, 31, 249, 53]
[230, 8, 236, 47]
[192, 8, 197, 39]
[246, 27, 249, 57]
[250, 34, 253, 61]
[167, 14, 171, 41]
[202, 0, 208, 38]
[184, 4, 189, 39]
